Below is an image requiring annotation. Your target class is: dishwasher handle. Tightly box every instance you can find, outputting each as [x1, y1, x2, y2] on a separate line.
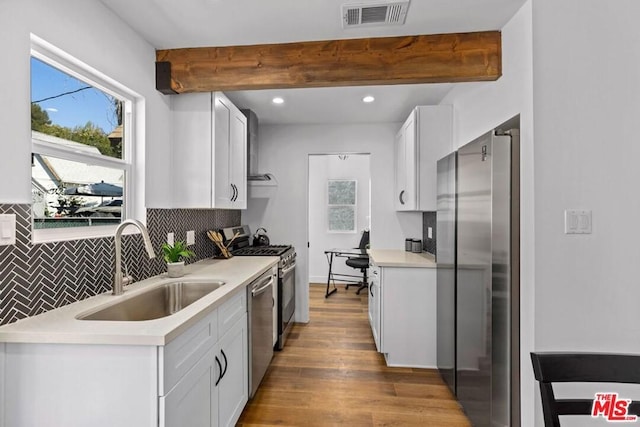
[281, 261, 296, 275]
[252, 275, 274, 297]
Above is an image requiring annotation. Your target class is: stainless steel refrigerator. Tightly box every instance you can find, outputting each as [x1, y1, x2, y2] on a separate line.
[436, 151, 457, 395]
[436, 129, 520, 427]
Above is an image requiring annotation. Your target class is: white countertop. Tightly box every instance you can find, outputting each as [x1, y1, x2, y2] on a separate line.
[0, 256, 278, 346]
[368, 249, 437, 268]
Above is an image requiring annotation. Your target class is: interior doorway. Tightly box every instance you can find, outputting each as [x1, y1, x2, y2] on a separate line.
[308, 153, 371, 285]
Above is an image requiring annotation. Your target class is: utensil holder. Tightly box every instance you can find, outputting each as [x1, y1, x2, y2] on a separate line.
[216, 248, 233, 259]
[207, 229, 235, 259]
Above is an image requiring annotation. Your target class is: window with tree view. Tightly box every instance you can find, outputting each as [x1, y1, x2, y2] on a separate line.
[31, 55, 131, 230]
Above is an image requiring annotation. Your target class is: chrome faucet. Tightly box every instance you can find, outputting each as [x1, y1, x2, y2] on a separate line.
[113, 219, 156, 296]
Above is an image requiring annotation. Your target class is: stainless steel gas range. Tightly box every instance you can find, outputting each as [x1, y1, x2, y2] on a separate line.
[221, 225, 296, 351]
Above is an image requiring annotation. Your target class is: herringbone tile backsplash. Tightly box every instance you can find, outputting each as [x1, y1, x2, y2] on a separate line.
[0, 205, 240, 325]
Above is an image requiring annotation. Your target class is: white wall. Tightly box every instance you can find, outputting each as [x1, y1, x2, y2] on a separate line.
[0, 343, 4, 427]
[439, 1, 535, 424]
[532, 1, 640, 425]
[0, 0, 171, 206]
[308, 154, 371, 283]
[242, 123, 422, 322]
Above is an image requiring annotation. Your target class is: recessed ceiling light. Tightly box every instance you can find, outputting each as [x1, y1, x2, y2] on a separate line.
[272, 97, 284, 105]
[362, 95, 375, 103]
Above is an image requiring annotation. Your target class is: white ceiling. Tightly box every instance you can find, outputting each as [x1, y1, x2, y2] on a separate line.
[225, 84, 456, 125]
[100, 0, 526, 124]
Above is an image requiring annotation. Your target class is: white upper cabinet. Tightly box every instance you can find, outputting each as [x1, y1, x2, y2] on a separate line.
[394, 106, 452, 211]
[172, 92, 247, 209]
[227, 99, 247, 208]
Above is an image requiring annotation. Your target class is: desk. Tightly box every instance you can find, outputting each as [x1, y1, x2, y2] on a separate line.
[323, 248, 368, 298]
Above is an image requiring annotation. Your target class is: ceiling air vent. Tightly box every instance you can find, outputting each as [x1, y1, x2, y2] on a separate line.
[342, 0, 410, 28]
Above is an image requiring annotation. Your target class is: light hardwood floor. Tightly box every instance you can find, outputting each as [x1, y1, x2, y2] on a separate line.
[237, 283, 471, 426]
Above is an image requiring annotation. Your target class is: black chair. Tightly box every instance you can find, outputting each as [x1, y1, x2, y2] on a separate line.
[345, 230, 370, 295]
[531, 352, 640, 426]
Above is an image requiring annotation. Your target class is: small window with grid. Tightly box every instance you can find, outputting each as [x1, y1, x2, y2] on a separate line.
[327, 179, 357, 233]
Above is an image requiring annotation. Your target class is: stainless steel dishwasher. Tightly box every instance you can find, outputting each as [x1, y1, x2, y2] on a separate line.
[247, 266, 275, 399]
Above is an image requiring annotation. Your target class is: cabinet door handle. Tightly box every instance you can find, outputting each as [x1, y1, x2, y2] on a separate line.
[220, 349, 228, 380]
[215, 355, 223, 386]
[399, 190, 405, 205]
[230, 184, 236, 202]
[232, 184, 238, 201]
[370, 284, 374, 297]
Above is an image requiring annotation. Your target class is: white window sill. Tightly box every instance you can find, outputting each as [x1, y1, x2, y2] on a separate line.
[32, 224, 142, 244]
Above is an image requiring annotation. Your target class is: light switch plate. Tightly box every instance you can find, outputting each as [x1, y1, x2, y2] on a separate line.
[565, 209, 592, 234]
[167, 232, 175, 246]
[186, 230, 195, 246]
[427, 227, 433, 239]
[0, 214, 16, 246]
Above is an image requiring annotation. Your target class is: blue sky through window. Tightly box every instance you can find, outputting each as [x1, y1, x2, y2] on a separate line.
[31, 57, 119, 135]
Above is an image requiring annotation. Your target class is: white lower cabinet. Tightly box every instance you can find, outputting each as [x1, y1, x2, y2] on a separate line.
[216, 314, 248, 427]
[368, 263, 381, 352]
[3, 344, 159, 427]
[1, 288, 249, 427]
[369, 262, 437, 368]
[161, 314, 248, 427]
[160, 347, 217, 427]
[161, 294, 248, 427]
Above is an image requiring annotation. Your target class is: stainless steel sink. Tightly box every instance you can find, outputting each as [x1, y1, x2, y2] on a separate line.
[77, 280, 225, 321]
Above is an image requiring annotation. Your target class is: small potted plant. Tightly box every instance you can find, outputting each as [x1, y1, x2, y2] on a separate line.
[161, 240, 195, 278]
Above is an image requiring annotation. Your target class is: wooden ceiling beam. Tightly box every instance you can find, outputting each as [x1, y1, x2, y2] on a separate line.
[155, 30, 501, 94]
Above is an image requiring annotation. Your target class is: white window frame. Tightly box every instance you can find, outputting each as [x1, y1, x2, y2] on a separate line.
[30, 35, 144, 243]
[327, 179, 357, 233]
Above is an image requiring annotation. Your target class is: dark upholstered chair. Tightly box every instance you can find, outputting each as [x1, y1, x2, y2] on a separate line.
[345, 230, 370, 295]
[531, 352, 640, 426]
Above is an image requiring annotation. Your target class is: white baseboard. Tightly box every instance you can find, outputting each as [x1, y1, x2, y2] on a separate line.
[309, 275, 329, 284]
[0, 343, 4, 427]
[309, 278, 351, 286]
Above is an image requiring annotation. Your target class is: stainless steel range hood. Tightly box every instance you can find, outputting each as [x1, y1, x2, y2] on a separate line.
[242, 109, 278, 198]
[241, 110, 274, 181]
[248, 172, 276, 182]
[247, 172, 278, 198]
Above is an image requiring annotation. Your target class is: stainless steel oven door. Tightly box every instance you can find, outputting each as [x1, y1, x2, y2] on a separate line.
[277, 261, 296, 350]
